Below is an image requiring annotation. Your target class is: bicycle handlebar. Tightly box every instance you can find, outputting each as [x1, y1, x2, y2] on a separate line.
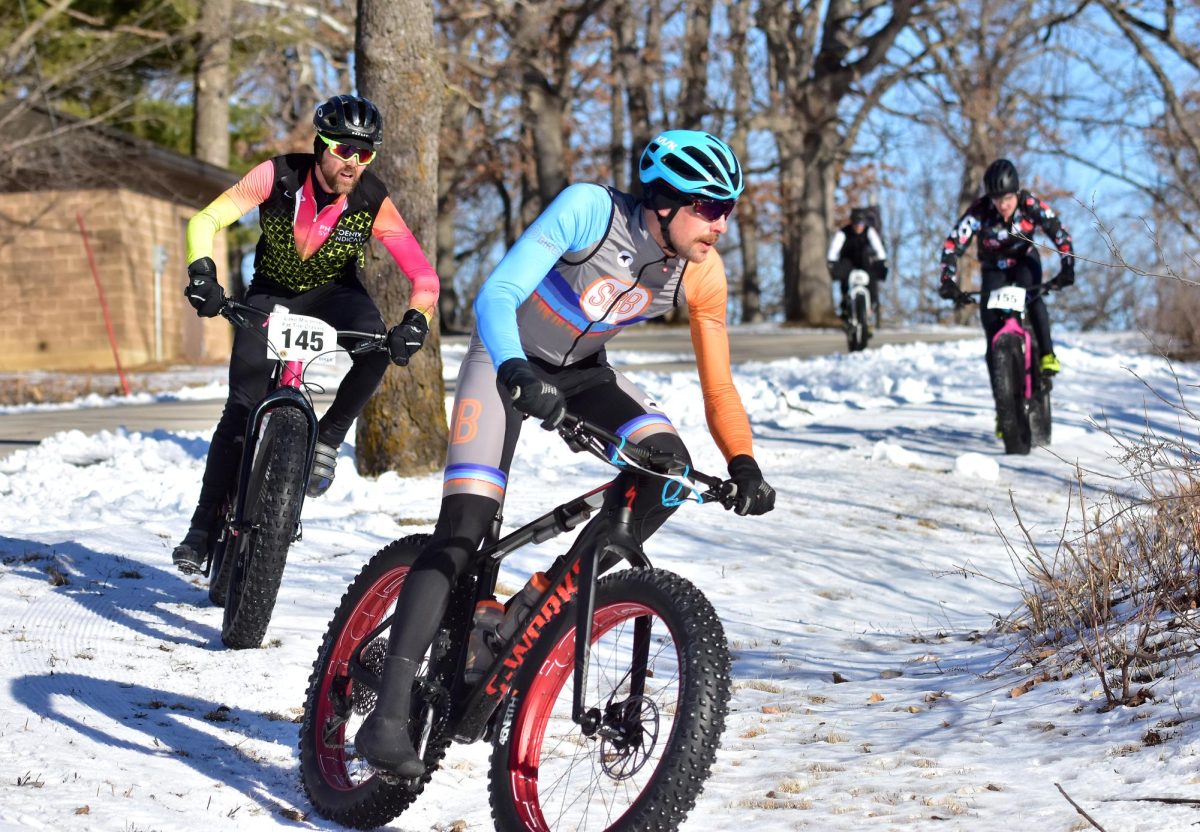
[555, 412, 735, 509]
[947, 276, 1066, 308]
[219, 299, 388, 355]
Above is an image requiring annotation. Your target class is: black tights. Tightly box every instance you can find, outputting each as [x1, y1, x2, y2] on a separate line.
[979, 256, 1053, 361]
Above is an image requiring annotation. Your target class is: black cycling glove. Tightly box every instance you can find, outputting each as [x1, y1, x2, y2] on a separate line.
[937, 278, 961, 301]
[184, 257, 224, 318]
[387, 309, 430, 366]
[497, 358, 566, 430]
[1050, 260, 1075, 289]
[726, 455, 776, 517]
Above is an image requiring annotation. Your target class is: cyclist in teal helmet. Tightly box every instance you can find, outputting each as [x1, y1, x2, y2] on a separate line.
[355, 127, 773, 778]
[639, 130, 745, 260]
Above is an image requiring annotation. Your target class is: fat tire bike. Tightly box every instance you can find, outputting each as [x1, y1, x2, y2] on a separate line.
[199, 300, 387, 649]
[299, 412, 741, 830]
[958, 283, 1055, 455]
[844, 268, 874, 353]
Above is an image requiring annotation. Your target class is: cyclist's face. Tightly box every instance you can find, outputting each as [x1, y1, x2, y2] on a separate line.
[991, 193, 1018, 221]
[317, 146, 366, 195]
[665, 203, 731, 263]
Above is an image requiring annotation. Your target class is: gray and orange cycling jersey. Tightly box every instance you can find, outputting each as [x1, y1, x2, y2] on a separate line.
[186, 154, 438, 317]
[445, 183, 753, 501]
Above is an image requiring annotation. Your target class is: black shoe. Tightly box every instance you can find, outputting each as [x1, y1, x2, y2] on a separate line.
[355, 655, 425, 778]
[172, 527, 208, 574]
[306, 441, 338, 498]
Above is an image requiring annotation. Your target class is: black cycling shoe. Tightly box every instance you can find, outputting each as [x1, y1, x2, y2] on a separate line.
[172, 527, 208, 574]
[355, 655, 426, 778]
[306, 441, 338, 498]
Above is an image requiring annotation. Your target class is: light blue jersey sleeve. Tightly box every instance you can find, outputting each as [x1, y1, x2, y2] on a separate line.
[475, 182, 614, 367]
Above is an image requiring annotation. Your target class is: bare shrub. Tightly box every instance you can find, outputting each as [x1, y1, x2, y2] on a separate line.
[1002, 368, 1200, 711]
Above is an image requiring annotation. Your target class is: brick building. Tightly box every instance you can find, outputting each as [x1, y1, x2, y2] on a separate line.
[0, 102, 239, 371]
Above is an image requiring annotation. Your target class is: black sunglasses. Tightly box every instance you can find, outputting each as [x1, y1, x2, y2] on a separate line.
[692, 199, 737, 222]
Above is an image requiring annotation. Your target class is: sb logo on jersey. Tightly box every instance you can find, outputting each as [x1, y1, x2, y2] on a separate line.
[580, 275, 652, 323]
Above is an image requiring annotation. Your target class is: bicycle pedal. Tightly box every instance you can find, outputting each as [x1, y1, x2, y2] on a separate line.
[371, 767, 421, 786]
[173, 559, 202, 576]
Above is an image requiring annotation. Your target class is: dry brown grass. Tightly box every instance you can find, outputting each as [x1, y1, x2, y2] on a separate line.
[999, 373, 1200, 711]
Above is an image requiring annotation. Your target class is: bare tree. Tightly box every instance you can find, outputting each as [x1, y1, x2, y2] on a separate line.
[679, 0, 715, 129]
[192, 0, 232, 167]
[757, 0, 919, 325]
[612, 0, 661, 194]
[727, 0, 763, 322]
[354, 0, 448, 476]
[1093, 0, 1200, 243]
[495, 0, 607, 208]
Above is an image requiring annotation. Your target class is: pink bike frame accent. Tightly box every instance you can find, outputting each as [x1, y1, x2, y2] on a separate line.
[992, 317, 1032, 398]
[281, 360, 305, 388]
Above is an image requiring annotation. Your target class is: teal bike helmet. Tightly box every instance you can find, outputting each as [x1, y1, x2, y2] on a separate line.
[639, 130, 744, 201]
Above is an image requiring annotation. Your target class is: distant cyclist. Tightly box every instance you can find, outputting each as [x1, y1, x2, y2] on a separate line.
[937, 158, 1075, 376]
[827, 206, 888, 323]
[354, 129, 776, 777]
[172, 94, 439, 573]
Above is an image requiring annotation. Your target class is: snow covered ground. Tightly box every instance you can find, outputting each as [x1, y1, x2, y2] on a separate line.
[0, 329, 1196, 831]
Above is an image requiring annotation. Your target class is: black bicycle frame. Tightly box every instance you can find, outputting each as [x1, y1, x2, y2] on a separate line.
[346, 419, 725, 749]
[206, 300, 384, 576]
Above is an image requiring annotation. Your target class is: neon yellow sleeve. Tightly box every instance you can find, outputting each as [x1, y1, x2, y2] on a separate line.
[185, 160, 275, 263]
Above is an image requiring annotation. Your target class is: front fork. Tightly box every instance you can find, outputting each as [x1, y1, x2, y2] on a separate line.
[571, 499, 648, 734]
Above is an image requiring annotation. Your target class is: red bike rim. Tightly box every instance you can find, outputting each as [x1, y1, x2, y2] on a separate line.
[506, 600, 677, 830]
[312, 566, 409, 790]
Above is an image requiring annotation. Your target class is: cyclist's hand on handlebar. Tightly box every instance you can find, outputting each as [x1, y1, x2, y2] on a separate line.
[387, 309, 430, 366]
[726, 455, 776, 516]
[184, 257, 224, 318]
[1048, 260, 1074, 290]
[497, 358, 566, 430]
[937, 278, 962, 301]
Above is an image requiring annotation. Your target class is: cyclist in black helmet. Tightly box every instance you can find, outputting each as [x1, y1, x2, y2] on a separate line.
[827, 206, 888, 324]
[937, 158, 1075, 378]
[172, 93, 440, 574]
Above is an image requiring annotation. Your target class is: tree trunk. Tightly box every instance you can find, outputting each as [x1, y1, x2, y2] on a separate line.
[354, 0, 448, 476]
[679, 0, 714, 129]
[613, 0, 658, 194]
[436, 88, 472, 331]
[729, 0, 761, 322]
[192, 0, 232, 168]
[525, 74, 569, 204]
[798, 144, 836, 324]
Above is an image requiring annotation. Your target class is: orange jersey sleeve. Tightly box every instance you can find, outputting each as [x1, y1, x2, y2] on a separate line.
[372, 197, 440, 322]
[185, 159, 274, 263]
[682, 251, 754, 461]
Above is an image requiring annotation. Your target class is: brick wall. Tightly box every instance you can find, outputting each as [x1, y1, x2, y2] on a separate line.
[0, 188, 232, 371]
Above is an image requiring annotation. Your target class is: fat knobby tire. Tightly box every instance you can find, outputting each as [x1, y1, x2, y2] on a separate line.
[221, 407, 308, 649]
[1030, 386, 1052, 447]
[299, 535, 454, 829]
[992, 335, 1031, 455]
[488, 567, 732, 831]
[851, 293, 870, 352]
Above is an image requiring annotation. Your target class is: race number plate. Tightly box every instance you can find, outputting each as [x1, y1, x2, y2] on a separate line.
[987, 285, 1026, 312]
[266, 312, 338, 367]
[848, 269, 871, 288]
